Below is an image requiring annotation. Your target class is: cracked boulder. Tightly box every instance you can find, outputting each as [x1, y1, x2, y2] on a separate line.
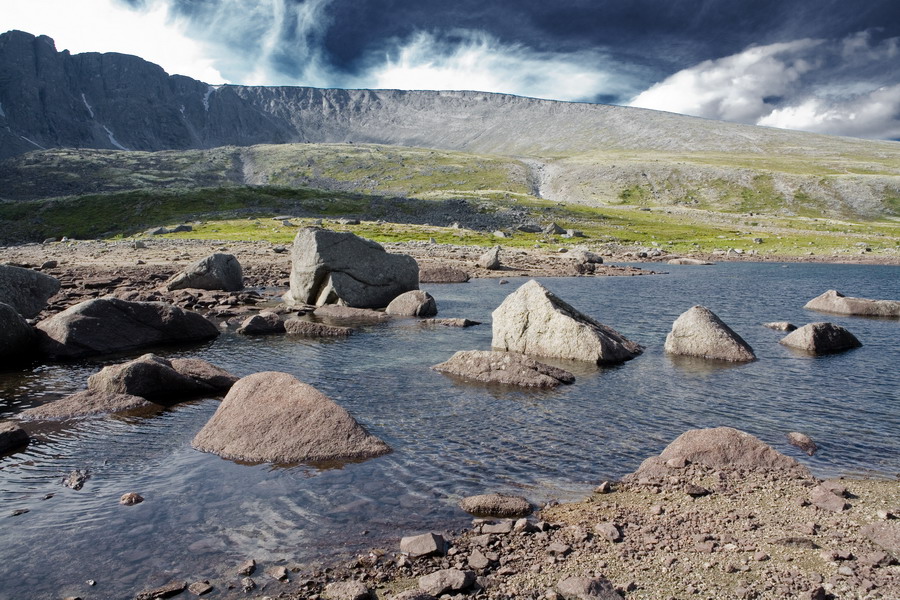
[284, 228, 419, 309]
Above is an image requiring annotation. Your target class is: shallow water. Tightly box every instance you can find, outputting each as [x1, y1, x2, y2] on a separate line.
[1, 262, 898, 599]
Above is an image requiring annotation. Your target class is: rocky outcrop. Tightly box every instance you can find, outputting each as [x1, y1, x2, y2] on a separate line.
[491, 280, 642, 365]
[385, 290, 437, 317]
[284, 228, 419, 308]
[0, 421, 29, 453]
[284, 318, 353, 337]
[626, 427, 810, 482]
[35, 298, 219, 358]
[0, 301, 35, 361]
[804, 290, 900, 318]
[432, 350, 575, 388]
[458, 493, 533, 518]
[87, 354, 237, 399]
[20, 389, 152, 420]
[779, 322, 862, 354]
[664, 306, 756, 362]
[237, 311, 285, 335]
[418, 265, 470, 283]
[166, 253, 243, 292]
[0, 264, 60, 318]
[192, 372, 391, 463]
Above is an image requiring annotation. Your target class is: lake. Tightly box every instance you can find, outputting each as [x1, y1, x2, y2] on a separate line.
[1, 261, 898, 599]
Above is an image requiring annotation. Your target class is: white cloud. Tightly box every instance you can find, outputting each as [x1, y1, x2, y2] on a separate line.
[629, 32, 900, 139]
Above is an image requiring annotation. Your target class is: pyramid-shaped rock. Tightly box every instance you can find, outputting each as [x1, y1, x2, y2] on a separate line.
[192, 372, 391, 463]
[664, 305, 755, 362]
[491, 280, 642, 365]
[779, 322, 861, 354]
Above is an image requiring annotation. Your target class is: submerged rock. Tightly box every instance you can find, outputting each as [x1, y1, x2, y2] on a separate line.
[805, 290, 900, 318]
[764, 321, 797, 331]
[314, 305, 390, 323]
[0, 264, 60, 318]
[192, 372, 391, 463]
[385, 290, 438, 317]
[491, 280, 642, 365]
[458, 493, 533, 518]
[779, 322, 861, 355]
[20, 389, 152, 420]
[787, 432, 818, 456]
[664, 305, 756, 362]
[166, 253, 243, 292]
[432, 350, 574, 388]
[284, 228, 419, 308]
[284, 318, 353, 337]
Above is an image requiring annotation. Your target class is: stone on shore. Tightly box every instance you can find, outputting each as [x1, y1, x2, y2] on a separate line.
[419, 265, 470, 283]
[20, 389, 152, 420]
[0, 264, 60, 318]
[400, 533, 447, 558]
[779, 322, 862, 354]
[134, 581, 187, 600]
[284, 318, 353, 337]
[805, 290, 900, 318]
[664, 306, 756, 362]
[787, 432, 818, 456]
[458, 493, 533, 518]
[478, 246, 502, 270]
[385, 290, 438, 317]
[324, 580, 371, 600]
[284, 228, 419, 308]
[557, 576, 623, 599]
[166, 253, 244, 292]
[861, 522, 900, 556]
[36, 298, 219, 359]
[419, 318, 480, 328]
[192, 372, 391, 463]
[432, 350, 574, 388]
[87, 354, 236, 399]
[392, 591, 437, 600]
[0, 421, 29, 454]
[0, 302, 35, 361]
[418, 569, 475, 596]
[810, 485, 849, 513]
[491, 280, 642, 365]
[237, 311, 285, 335]
[626, 427, 810, 482]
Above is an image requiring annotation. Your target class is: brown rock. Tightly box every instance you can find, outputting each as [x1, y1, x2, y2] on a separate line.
[764, 321, 797, 331]
[418, 569, 475, 596]
[400, 532, 446, 558]
[87, 354, 231, 400]
[787, 432, 818, 456]
[0, 420, 29, 453]
[0, 264, 60, 318]
[134, 580, 187, 600]
[385, 290, 438, 317]
[779, 322, 861, 354]
[419, 318, 480, 327]
[419, 265, 470, 283]
[237, 311, 285, 335]
[284, 318, 353, 337]
[266, 565, 288, 581]
[120, 492, 144, 505]
[20, 390, 152, 420]
[458, 493, 533, 518]
[432, 350, 574, 388]
[556, 575, 623, 599]
[166, 253, 243, 292]
[809, 485, 849, 513]
[313, 305, 390, 322]
[594, 522, 622, 542]
[478, 246, 502, 270]
[324, 580, 370, 600]
[861, 522, 900, 556]
[237, 559, 256, 576]
[0, 301, 36, 362]
[187, 581, 213, 596]
[168, 357, 239, 392]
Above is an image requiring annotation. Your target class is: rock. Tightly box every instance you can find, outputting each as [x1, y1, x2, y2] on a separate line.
[266, 566, 288, 580]
[0, 301, 36, 362]
[170, 224, 192, 233]
[481, 521, 514, 534]
[664, 306, 755, 362]
[418, 265, 470, 283]
[392, 591, 437, 600]
[809, 485, 849, 512]
[478, 246, 503, 270]
[237, 311, 285, 335]
[570, 249, 603, 264]
[20, 389, 152, 420]
[36, 298, 219, 359]
[419, 318, 480, 327]
[87, 354, 235, 400]
[167, 357, 239, 392]
[432, 350, 575, 388]
[418, 569, 475, 596]
[861, 522, 900, 556]
[237, 559, 256, 576]
[313, 305, 391, 323]
[192, 372, 391, 463]
[63, 469, 90, 490]
[166, 253, 243, 292]
[386, 290, 438, 317]
[134, 581, 187, 600]
[400, 533, 446, 558]
[626, 427, 810, 481]
[284, 318, 353, 337]
[594, 522, 622, 542]
[556, 576, 623, 599]
[187, 581, 213, 596]
[0, 264, 60, 318]
[491, 280, 642, 365]
[804, 290, 900, 318]
[0, 421, 29, 454]
[518, 224, 542, 233]
[120, 492, 144, 505]
[324, 581, 371, 600]
[284, 228, 419, 308]
[787, 432, 818, 456]
[549, 542, 572, 556]
[458, 493, 533, 518]
[764, 321, 797, 331]
[779, 322, 862, 354]
[240, 577, 255, 592]
[666, 258, 713, 266]
[543, 223, 566, 235]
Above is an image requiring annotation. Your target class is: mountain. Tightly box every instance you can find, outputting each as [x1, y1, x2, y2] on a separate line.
[1, 30, 899, 219]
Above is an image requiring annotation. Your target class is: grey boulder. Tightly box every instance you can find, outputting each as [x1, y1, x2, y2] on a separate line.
[432, 350, 574, 388]
[478, 246, 502, 270]
[0, 264, 60, 318]
[20, 389, 152, 420]
[87, 354, 237, 399]
[284, 228, 419, 308]
[237, 311, 285, 335]
[386, 290, 438, 317]
[491, 280, 642, 365]
[0, 302, 35, 361]
[664, 306, 756, 362]
[458, 493, 532, 518]
[192, 372, 391, 463]
[805, 290, 900, 318]
[35, 298, 219, 359]
[400, 532, 446, 558]
[166, 253, 243, 291]
[779, 322, 861, 354]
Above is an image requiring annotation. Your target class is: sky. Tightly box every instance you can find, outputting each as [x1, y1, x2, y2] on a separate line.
[3, 0, 900, 140]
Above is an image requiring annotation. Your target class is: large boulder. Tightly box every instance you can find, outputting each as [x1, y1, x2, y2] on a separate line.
[432, 350, 575, 388]
[478, 246, 502, 270]
[87, 354, 236, 399]
[0, 264, 60, 318]
[779, 322, 862, 354]
[192, 372, 391, 463]
[20, 389, 152, 420]
[35, 298, 219, 359]
[0, 421, 29, 454]
[664, 305, 756, 362]
[805, 290, 900, 318]
[166, 253, 244, 292]
[626, 427, 810, 482]
[284, 228, 419, 308]
[0, 302, 35, 361]
[386, 290, 438, 317]
[491, 280, 642, 365]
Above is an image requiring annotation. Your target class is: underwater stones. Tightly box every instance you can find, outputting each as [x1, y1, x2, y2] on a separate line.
[764, 321, 797, 331]
[804, 290, 900, 318]
[779, 322, 861, 355]
[664, 305, 756, 362]
[166, 253, 244, 292]
[491, 280, 642, 365]
[192, 372, 391, 463]
[432, 350, 574, 388]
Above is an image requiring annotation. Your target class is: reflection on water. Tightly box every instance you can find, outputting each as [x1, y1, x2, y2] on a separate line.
[1, 262, 898, 599]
